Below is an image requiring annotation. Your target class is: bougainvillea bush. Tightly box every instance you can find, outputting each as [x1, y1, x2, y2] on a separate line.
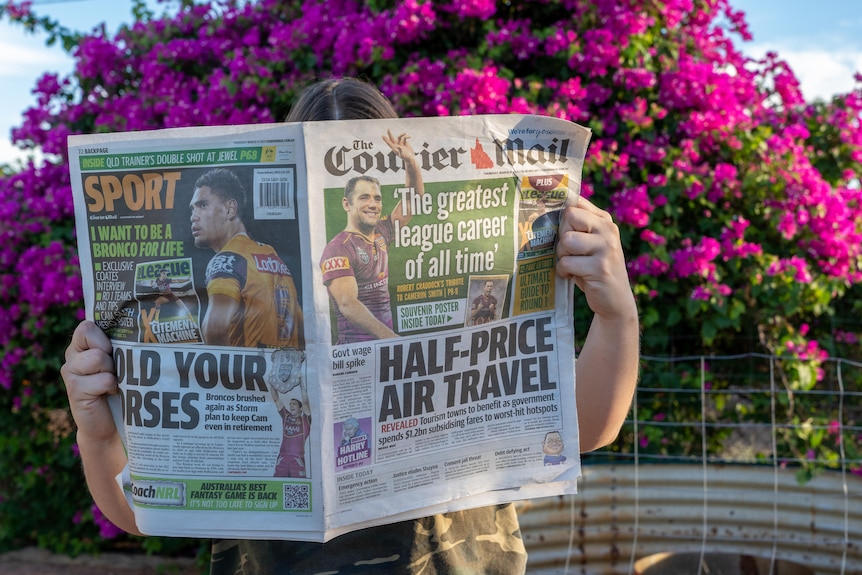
[1, 0, 861, 554]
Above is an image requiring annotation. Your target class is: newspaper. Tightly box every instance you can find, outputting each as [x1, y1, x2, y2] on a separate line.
[68, 114, 592, 542]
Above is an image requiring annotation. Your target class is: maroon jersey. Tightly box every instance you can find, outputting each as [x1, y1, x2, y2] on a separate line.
[275, 410, 311, 478]
[320, 218, 395, 344]
[471, 294, 498, 325]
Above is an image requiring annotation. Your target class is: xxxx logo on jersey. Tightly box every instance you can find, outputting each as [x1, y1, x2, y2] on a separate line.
[321, 256, 351, 273]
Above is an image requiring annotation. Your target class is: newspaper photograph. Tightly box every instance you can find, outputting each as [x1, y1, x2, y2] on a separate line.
[68, 114, 592, 541]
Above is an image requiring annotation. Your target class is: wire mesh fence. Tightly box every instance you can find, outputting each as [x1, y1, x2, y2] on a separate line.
[519, 353, 862, 575]
[591, 353, 862, 476]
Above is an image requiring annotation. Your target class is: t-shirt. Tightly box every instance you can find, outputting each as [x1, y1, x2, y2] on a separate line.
[319, 218, 395, 344]
[209, 503, 527, 575]
[206, 233, 303, 349]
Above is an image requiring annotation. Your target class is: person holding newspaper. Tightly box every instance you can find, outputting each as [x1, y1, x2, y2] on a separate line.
[319, 131, 425, 344]
[190, 167, 304, 349]
[61, 77, 639, 575]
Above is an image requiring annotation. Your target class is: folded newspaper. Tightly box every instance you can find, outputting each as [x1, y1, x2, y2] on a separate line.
[68, 114, 591, 541]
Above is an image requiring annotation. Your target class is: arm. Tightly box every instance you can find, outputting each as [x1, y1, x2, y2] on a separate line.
[201, 293, 240, 345]
[298, 376, 310, 417]
[60, 320, 143, 535]
[327, 275, 397, 340]
[470, 299, 480, 321]
[269, 384, 286, 411]
[556, 196, 640, 452]
[382, 130, 425, 228]
[294, 301, 305, 350]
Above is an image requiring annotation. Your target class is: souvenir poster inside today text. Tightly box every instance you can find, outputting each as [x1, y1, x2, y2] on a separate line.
[68, 114, 592, 541]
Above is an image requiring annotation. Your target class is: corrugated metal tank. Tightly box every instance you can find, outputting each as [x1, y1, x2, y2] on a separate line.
[516, 463, 861, 574]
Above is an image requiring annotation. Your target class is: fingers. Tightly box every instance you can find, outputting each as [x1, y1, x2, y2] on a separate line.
[557, 229, 614, 264]
[556, 198, 621, 261]
[61, 321, 117, 395]
[61, 322, 121, 441]
[65, 320, 112, 361]
[574, 195, 608, 217]
[381, 129, 395, 149]
[558, 195, 613, 235]
[382, 130, 412, 156]
[555, 198, 634, 320]
[61, 348, 118, 397]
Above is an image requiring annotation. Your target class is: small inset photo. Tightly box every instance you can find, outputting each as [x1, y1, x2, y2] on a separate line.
[542, 430, 567, 466]
[465, 275, 509, 327]
[335, 416, 372, 470]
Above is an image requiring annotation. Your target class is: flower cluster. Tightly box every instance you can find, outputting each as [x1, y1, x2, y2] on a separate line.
[1, 0, 861, 550]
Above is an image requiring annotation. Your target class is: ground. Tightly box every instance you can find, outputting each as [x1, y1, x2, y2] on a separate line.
[0, 547, 200, 575]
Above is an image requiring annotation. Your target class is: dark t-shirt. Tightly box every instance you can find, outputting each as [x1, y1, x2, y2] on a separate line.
[209, 503, 527, 575]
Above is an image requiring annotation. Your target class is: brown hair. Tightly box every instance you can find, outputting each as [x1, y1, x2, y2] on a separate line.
[343, 175, 381, 202]
[284, 77, 398, 122]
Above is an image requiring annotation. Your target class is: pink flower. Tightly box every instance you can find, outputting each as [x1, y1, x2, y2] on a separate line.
[671, 237, 721, 279]
[3, 0, 32, 19]
[691, 286, 711, 301]
[628, 253, 670, 278]
[640, 229, 667, 246]
[392, 0, 437, 43]
[767, 256, 813, 284]
[610, 184, 654, 227]
[834, 330, 859, 344]
[444, 0, 496, 20]
[91, 504, 125, 539]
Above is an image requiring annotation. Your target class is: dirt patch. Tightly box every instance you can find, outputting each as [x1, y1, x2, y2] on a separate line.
[0, 547, 200, 575]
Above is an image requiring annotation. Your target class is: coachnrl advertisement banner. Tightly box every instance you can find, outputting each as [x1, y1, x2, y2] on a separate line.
[68, 114, 591, 541]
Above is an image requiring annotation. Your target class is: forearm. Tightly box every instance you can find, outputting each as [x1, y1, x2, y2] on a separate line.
[404, 157, 424, 199]
[575, 302, 640, 452]
[77, 429, 142, 535]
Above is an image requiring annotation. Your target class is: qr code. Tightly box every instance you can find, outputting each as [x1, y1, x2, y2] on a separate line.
[283, 483, 311, 511]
